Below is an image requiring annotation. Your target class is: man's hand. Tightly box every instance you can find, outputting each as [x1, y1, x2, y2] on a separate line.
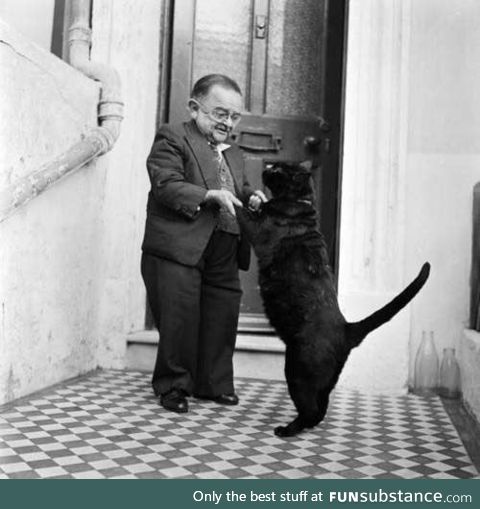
[248, 190, 268, 211]
[204, 190, 243, 216]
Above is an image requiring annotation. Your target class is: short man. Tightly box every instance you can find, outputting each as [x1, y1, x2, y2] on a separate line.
[141, 74, 266, 413]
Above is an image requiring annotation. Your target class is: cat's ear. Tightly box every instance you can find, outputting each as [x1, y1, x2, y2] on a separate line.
[299, 160, 312, 171]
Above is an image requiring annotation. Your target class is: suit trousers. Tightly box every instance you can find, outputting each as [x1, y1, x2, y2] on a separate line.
[141, 230, 242, 397]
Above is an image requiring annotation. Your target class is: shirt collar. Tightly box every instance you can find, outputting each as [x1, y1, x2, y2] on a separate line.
[216, 143, 231, 153]
[208, 140, 231, 153]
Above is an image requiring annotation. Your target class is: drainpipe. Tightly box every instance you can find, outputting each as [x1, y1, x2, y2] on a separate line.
[0, 1, 123, 223]
[68, 0, 123, 152]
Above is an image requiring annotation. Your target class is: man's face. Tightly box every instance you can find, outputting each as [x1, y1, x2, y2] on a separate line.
[189, 85, 243, 144]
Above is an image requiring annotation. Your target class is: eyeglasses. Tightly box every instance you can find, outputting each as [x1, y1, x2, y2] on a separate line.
[191, 99, 242, 124]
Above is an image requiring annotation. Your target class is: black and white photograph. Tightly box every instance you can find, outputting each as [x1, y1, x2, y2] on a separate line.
[1, 0, 479, 489]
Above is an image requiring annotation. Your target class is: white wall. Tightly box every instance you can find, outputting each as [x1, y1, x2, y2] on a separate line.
[461, 330, 480, 420]
[338, 0, 412, 394]
[0, 19, 103, 403]
[90, 0, 163, 367]
[0, 0, 55, 52]
[339, 0, 480, 393]
[405, 0, 480, 383]
[0, 0, 163, 403]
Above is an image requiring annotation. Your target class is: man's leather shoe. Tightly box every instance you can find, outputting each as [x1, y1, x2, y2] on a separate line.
[195, 393, 239, 405]
[160, 388, 188, 413]
[213, 393, 239, 405]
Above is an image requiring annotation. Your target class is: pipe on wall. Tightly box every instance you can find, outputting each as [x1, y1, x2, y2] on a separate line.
[67, 0, 123, 152]
[0, 0, 123, 223]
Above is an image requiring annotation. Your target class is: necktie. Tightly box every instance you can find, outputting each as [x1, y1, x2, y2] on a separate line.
[211, 144, 240, 235]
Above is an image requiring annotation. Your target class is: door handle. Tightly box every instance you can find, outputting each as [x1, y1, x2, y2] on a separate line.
[303, 135, 331, 154]
[303, 136, 321, 148]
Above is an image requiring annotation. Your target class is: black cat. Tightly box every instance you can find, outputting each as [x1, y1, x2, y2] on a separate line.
[236, 162, 430, 437]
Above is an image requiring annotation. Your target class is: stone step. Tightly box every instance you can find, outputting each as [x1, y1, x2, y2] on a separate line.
[126, 329, 285, 352]
[237, 313, 276, 335]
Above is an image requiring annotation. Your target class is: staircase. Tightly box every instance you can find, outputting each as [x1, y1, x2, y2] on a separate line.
[126, 314, 285, 381]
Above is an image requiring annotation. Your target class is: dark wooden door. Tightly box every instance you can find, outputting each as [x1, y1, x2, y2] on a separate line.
[167, 0, 346, 326]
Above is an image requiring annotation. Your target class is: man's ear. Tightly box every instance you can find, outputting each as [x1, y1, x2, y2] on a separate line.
[299, 160, 312, 171]
[187, 99, 199, 117]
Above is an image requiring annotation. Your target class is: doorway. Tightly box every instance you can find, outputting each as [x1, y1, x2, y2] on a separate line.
[150, 0, 347, 330]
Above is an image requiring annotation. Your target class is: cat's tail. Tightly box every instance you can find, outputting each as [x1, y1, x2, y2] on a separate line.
[346, 262, 430, 347]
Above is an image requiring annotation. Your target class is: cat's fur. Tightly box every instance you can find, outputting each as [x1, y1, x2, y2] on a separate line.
[236, 162, 430, 437]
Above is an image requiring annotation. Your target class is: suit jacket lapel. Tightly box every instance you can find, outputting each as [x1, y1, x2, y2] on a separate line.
[183, 120, 219, 190]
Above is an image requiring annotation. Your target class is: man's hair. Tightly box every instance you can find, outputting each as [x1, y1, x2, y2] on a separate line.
[191, 74, 242, 100]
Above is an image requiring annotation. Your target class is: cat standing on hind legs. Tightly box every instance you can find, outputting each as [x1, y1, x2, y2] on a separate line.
[236, 162, 430, 437]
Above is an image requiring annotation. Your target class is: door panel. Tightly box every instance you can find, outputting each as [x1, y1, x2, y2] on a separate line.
[193, 0, 253, 96]
[167, 0, 345, 322]
[266, 0, 326, 117]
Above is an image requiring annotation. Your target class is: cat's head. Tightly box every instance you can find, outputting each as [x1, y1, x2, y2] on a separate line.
[262, 161, 314, 202]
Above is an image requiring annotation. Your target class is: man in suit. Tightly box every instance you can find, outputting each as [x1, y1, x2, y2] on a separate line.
[141, 74, 266, 413]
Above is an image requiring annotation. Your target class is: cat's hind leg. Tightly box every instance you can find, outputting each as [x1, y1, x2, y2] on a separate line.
[274, 377, 324, 437]
[315, 390, 330, 424]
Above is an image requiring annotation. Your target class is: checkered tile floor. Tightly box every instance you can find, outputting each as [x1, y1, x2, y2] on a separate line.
[0, 370, 478, 479]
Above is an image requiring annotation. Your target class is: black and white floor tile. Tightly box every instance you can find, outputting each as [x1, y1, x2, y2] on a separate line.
[0, 370, 478, 479]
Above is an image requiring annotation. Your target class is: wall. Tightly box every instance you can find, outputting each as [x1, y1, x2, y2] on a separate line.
[460, 330, 480, 420]
[339, 0, 480, 396]
[90, 0, 164, 367]
[338, 0, 412, 394]
[405, 0, 480, 418]
[0, 0, 54, 52]
[405, 0, 480, 380]
[0, 0, 163, 403]
[0, 18, 103, 403]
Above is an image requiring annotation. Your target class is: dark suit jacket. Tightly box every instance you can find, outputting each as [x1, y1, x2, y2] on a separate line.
[141, 120, 253, 269]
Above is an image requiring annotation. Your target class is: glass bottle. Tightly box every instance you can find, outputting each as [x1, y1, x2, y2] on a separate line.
[413, 331, 439, 396]
[439, 348, 461, 399]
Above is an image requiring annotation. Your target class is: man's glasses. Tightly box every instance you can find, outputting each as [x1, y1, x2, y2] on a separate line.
[191, 99, 242, 124]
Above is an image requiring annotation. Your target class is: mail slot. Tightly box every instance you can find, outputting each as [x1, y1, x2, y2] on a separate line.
[231, 130, 282, 152]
